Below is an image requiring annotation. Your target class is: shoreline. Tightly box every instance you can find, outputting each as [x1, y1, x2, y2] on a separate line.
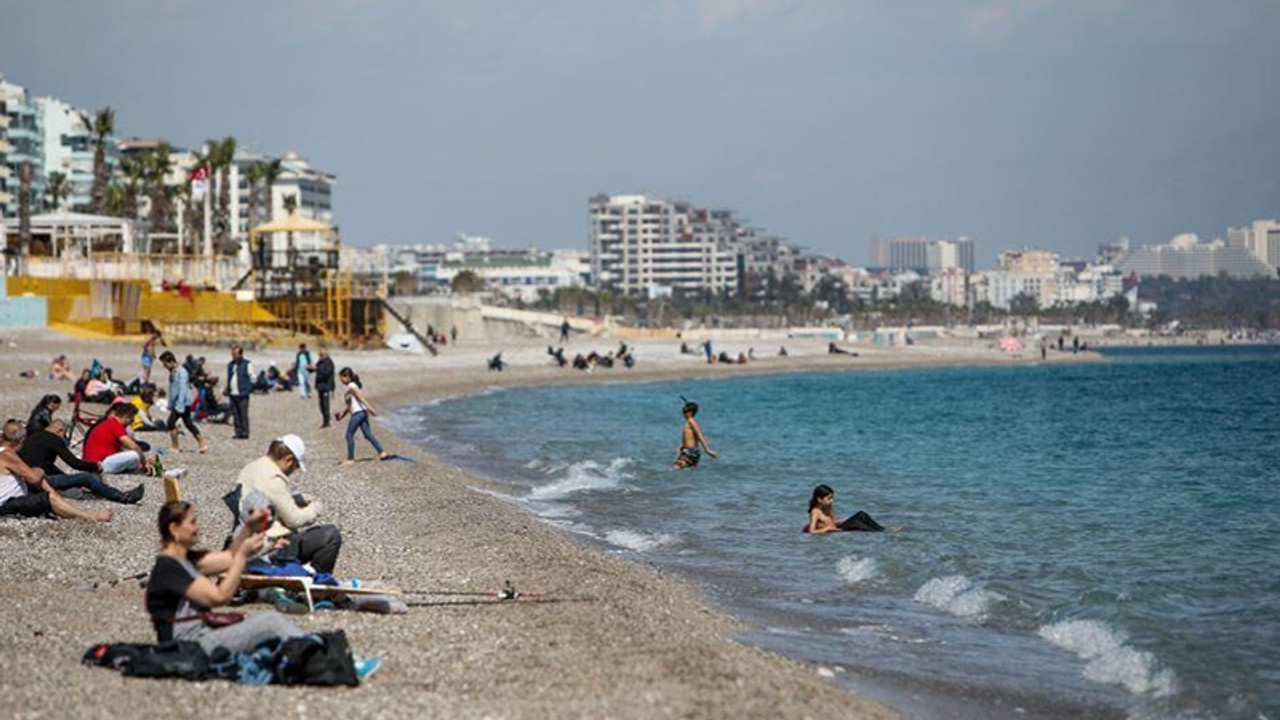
[0, 330, 1101, 719]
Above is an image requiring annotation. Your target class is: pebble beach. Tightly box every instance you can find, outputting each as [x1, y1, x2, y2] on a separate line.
[0, 329, 1085, 720]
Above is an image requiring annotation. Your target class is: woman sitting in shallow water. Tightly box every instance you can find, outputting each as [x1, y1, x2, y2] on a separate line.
[806, 484, 885, 534]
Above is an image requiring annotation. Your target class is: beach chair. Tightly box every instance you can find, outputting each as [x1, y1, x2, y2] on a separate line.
[67, 396, 105, 449]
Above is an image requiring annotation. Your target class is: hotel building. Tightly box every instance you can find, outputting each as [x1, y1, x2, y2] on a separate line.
[1117, 234, 1275, 280]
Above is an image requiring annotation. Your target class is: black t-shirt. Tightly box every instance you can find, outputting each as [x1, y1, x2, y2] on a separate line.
[16, 430, 98, 476]
[145, 550, 209, 641]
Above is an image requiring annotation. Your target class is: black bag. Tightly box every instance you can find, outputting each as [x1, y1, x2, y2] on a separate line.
[276, 631, 358, 687]
[84, 641, 211, 680]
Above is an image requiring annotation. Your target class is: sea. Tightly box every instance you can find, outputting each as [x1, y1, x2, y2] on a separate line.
[390, 345, 1280, 720]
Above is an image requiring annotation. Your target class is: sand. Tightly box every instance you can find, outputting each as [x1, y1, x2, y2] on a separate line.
[0, 328, 1092, 719]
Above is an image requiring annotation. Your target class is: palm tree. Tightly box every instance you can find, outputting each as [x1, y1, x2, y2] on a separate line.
[282, 193, 298, 215]
[18, 161, 33, 261]
[146, 143, 173, 237]
[89, 107, 115, 214]
[44, 171, 70, 211]
[120, 156, 145, 222]
[244, 161, 264, 234]
[205, 136, 237, 253]
[261, 158, 283, 221]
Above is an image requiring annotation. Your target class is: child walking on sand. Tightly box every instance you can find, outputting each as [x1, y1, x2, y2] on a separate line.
[335, 367, 391, 465]
[672, 399, 716, 470]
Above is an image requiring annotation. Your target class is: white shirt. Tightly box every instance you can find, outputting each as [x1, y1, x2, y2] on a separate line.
[346, 382, 366, 414]
[0, 448, 27, 505]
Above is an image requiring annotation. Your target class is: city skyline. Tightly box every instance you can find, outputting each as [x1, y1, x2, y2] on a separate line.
[2, 1, 1278, 264]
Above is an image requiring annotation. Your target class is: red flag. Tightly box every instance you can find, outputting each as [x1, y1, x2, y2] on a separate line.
[189, 165, 209, 182]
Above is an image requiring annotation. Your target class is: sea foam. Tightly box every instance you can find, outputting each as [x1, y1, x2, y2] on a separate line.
[602, 529, 677, 552]
[836, 555, 879, 584]
[529, 458, 635, 500]
[1038, 620, 1176, 697]
[913, 575, 1003, 619]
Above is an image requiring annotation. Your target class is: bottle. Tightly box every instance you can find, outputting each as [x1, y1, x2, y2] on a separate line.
[152, 454, 165, 478]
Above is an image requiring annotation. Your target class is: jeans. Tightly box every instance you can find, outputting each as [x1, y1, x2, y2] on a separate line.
[101, 450, 144, 474]
[46, 472, 131, 503]
[318, 390, 332, 427]
[345, 411, 383, 460]
[297, 369, 311, 399]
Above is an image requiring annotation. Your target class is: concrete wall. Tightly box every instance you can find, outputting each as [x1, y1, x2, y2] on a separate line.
[0, 275, 49, 327]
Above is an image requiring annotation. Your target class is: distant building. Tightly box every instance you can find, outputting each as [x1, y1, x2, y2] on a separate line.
[0, 76, 44, 219]
[929, 267, 970, 308]
[1227, 220, 1280, 270]
[36, 96, 111, 212]
[1116, 234, 1275, 280]
[869, 236, 975, 273]
[589, 193, 751, 295]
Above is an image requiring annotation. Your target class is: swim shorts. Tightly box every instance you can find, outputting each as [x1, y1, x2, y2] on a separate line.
[678, 447, 701, 467]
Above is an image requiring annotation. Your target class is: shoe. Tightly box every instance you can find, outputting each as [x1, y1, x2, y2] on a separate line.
[121, 485, 145, 504]
[354, 657, 383, 682]
[163, 468, 188, 480]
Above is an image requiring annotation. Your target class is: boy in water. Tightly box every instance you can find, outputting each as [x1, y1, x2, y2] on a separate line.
[673, 401, 716, 470]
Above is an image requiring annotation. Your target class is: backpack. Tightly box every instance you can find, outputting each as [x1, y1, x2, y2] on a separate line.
[276, 631, 359, 687]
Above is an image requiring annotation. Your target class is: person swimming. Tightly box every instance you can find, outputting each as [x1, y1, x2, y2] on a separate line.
[806, 484, 884, 534]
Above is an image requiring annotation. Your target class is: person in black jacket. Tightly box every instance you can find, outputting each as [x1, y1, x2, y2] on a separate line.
[26, 394, 63, 436]
[311, 349, 335, 428]
[16, 419, 143, 504]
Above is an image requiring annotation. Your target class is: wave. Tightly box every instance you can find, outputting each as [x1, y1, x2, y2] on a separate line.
[913, 575, 1003, 619]
[528, 458, 635, 500]
[1038, 620, 1176, 697]
[836, 555, 879, 584]
[601, 529, 678, 552]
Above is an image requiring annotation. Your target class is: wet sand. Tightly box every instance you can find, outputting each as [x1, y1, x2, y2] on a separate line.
[0, 329, 1089, 719]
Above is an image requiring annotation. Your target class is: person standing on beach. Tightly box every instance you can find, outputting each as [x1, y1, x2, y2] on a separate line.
[141, 331, 163, 384]
[312, 349, 335, 428]
[160, 351, 208, 454]
[672, 400, 716, 470]
[560, 318, 571, 344]
[295, 344, 313, 400]
[226, 345, 254, 440]
[335, 367, 391, 465]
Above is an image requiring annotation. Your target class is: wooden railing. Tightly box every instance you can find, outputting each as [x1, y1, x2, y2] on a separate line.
[21, 253, 248, 291]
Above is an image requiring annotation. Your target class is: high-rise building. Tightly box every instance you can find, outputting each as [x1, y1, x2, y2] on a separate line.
[0, 76, 44, 219]
[36, 96, 110, 212]
[1227, 220, 1280, 269]
[588, 193, 741, 295]
[869, 236, 975, 273]
[1117, 234, 1275, 279]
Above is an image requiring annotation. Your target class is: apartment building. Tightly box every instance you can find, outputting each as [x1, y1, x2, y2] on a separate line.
[869, 236, 975, 273]
[37, 96, 111, 211]
[588, 194, 741, 295]
[0, 76, 43, 219]
[1227, 220, 1280, 270]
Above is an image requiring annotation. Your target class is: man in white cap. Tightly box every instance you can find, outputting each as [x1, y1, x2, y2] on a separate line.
[232, 434, 343, 574]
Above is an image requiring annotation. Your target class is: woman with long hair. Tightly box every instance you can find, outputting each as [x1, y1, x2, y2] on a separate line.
[334, 367, 391, 465]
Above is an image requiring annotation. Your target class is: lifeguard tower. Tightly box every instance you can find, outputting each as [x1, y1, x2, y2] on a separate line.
[247, 214, 383, 345]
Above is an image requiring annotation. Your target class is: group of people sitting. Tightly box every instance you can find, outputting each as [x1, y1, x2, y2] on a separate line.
[548, 341, 636, 371]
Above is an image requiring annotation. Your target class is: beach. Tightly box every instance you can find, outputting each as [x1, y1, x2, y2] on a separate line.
[0, 329, 1088, 720]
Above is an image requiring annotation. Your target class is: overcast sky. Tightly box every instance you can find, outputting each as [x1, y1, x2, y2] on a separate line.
[3, 0, 1278, 266]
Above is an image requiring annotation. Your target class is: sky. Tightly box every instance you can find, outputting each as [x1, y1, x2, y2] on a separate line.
[2, 0, 1278, 267]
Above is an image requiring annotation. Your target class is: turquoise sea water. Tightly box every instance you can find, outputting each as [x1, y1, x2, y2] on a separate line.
[392, 345, 1280, 719]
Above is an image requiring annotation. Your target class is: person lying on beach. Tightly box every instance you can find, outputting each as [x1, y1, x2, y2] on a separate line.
[805, 484, 884, 534]
[828, 342, 858, 357]
[17, 419, 143, 504]
[49, 355, 75, 381]
[234, 435, 343, 575]
[26, 394, 62, 436]
[673, 400, 716, 470]
[0, 420, 113, 522]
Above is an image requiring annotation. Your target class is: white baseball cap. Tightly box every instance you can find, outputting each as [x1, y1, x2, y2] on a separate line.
[278, 434, 307, 472]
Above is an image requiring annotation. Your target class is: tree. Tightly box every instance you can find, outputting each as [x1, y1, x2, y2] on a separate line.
[146, 143, 173, 236]
[451, 270, 484, 294]
[1009, 292, 1040, 318]
[206, 136, 237, 252]
[89, 107, 115, 214]
[260, 158, 283, 222]
[282, 193, 298, 215]
[44, 171, 70, 211]
[244, 162, 264, 234]
[18, 161, 32, 261]
[120, 156, 145, 221]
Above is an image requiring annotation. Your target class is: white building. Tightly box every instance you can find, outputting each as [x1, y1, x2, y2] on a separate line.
[929, 267, 970, 308]
[1117, 233, 1275, 280]
[35, 97, 104, 212]
[1227, 220, 1280, 270]
[589, 193, 741, 295]
[869, 236, 975, 273]
[435, 249, 590, 303]
[0, 76, 43, 219]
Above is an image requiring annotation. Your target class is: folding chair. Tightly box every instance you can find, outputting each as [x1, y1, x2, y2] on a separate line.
[67, 396, 105, 450]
